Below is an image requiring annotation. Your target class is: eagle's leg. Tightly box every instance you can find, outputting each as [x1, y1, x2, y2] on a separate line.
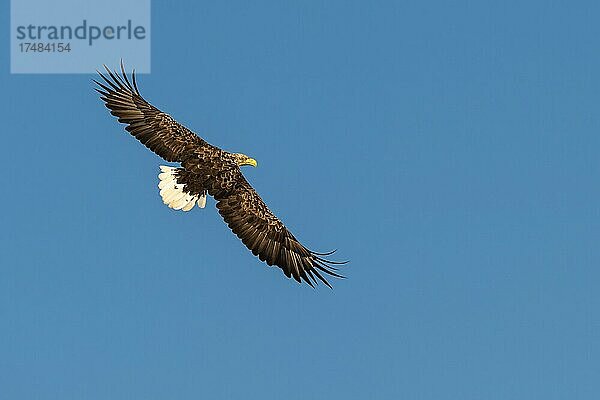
[157, 166, 208, 211]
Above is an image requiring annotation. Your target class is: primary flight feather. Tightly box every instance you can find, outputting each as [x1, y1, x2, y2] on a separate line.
[94, 63, 346, 288]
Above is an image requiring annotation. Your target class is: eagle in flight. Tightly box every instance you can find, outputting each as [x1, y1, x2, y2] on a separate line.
[94, 63, 346, 288]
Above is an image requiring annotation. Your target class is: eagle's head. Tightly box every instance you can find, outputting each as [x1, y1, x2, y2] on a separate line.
[232, 153, 258, 168]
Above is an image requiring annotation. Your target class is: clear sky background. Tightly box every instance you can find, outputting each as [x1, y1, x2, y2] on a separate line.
[1, 1, 599, 399]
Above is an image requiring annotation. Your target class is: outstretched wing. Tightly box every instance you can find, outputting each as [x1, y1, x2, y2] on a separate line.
[94, 63, 213, 162]
[215, 171, 346, 288]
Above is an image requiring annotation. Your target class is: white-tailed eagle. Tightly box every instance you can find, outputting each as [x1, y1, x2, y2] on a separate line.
[94, 63, 346, 288]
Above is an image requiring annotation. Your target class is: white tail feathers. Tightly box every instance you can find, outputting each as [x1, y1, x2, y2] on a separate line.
[158, 166, 206, 211]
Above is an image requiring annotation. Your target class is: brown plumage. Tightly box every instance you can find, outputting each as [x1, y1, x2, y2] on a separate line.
[94, 63, 346, 288]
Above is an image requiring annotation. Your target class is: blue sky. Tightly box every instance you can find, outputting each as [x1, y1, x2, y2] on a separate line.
[1, 1, 599, 399]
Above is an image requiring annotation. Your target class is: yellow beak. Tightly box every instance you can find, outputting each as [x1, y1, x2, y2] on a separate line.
[245, 158, 257, 167]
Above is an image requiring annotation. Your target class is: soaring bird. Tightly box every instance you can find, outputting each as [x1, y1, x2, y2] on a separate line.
[94, 63, 346, 288]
